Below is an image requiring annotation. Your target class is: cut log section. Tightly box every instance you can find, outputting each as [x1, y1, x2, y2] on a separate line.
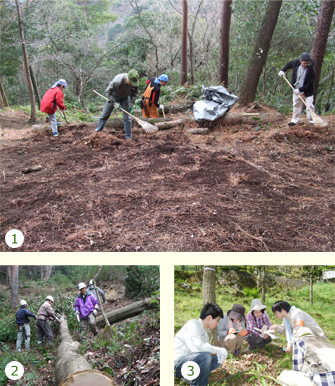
[95, 297, 159, 327]
[55, 315, 116, 386]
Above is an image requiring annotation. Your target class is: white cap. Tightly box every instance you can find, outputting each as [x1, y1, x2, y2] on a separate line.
[46, 295, 54, 303]
[19, 300, 27, 307]
[78, 282, 86, 290]
[89, 279, 94, 286]
[250, 299, 266, 312]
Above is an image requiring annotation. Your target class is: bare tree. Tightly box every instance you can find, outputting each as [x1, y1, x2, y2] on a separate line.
[311, 0, 335, 102]
[238, 0, 282, 104]
[203, 265, 217, 345]
[0, 78, 9, 107]
[15, 0, 36, 123]
[180, 0, 188, 85]
[261, 266, 266, 302]
[6, 266, 12, 287]
[10, 265, 19, 309]
[219, 0, 233, 86]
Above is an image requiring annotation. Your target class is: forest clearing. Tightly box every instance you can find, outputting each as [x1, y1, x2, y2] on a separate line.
[1, 104, 334, 252]
[174, 266, 335, 386]
[1, 265, 160, 386]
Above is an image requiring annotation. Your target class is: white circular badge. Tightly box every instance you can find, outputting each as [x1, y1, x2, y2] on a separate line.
[5, 229, 24, 248]
[181, 361, 200, 381]
[5, 361, 24, 380]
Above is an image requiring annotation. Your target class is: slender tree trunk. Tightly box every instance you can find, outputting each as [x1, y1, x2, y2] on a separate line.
[0, 78, 9, 107]
[261, 265, 265, 302]
[325, 67, 335, 112]
[44, 266, 53, 282]
[238, 0, 282, 104]
[29, 65, 41, 110]
[10, 265, 19, 309]
[310, 266, 315, 305]
[219, 0, 232, 86]
[15, 0, 36, 123]
[311, 0, 335, 102]
[180, 0, 188, 85]
[188, 31, 194, 85]
[6, 266, 12, 287]
[203, 266, 217, 345]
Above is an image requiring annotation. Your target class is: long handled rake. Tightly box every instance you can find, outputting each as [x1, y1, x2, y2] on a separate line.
[282, 75, 327, 127]
[93, 90, 158, 133]
[57, 106, 70, 124]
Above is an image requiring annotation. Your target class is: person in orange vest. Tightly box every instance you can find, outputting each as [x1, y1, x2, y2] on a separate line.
[40, 79, 67, 137]
[141, 74, 168, 118]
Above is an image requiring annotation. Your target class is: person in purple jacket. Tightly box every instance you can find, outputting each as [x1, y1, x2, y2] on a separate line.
[75, 282, 99, 339]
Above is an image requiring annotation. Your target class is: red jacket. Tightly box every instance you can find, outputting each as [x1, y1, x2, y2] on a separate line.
[40, 87, 66, 114]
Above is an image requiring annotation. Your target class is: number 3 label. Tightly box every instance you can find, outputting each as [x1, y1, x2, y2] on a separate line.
[181, 361, 200, 380]
[5, 361, 24, 380]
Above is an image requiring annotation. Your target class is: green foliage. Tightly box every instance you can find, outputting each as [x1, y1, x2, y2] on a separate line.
[242, 287, 262, 297]
[124, 265, 160, 300]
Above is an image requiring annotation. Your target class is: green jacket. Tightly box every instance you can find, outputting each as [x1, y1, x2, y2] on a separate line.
[105, 73, 138, 104]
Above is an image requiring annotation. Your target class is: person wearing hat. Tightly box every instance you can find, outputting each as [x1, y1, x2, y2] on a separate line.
[217, 304, 248, 356]
[36, 295, 57, 345]
[278, 52, 316, 126]
[245, 299, 272, 351]
[40, 79, 67, 137]
[95, 69, 139, 139]
[88, 279, 106, 304]
[174, 303, 228, 386]
[74, 282, 99, 339]
[271, 300, 326, 354]
[15, 300, 36, 352]
[141, 74, 169, 118]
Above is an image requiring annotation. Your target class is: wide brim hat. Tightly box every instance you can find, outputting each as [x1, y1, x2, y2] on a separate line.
[127, 69, 139, 87]
[250, 299, 267, 313]
[228, 304, 246, 321]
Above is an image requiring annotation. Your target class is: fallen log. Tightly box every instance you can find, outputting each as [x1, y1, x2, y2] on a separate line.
[156, 118, 194, 130]
[55, 315, 116, 386]
[96, 297, 159, 327]
[187, 128, 208, 134]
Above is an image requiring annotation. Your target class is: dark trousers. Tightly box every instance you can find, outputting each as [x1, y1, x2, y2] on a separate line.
[247, 333, 272, 350]
[36, 319, 54, 344]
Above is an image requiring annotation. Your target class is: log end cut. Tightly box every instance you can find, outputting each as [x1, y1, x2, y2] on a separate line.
[59, 369, 116, 386]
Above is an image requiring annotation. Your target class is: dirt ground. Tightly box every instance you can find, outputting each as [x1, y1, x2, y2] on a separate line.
[1, 105, 334, 252]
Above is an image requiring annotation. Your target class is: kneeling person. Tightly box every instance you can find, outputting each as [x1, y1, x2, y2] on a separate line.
[174, 303, 228, 386]
[75, 282, 99, 338]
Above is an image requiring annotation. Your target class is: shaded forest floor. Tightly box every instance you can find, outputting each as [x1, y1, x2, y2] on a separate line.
[2, 280, 159, 386]
[1, 105, 335, 251]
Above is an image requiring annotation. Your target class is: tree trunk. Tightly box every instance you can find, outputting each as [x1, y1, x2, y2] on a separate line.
[261, 265, 265, 302]
[310, 266, 315, 306]
[311, 0, 335, 101]
[325, 67, 335, 112]
[55, 315, 116, 386]
[0, 78, 9, 107]
[96, 297, 159, 327]
[238, 0, 282, 104]
[188, 30, 194, 85]
[10, 265, 19, 309]
[180, 0, 188, 85]
[257, 267, 260, 289]
[219, 0, 232, 86]
[203, 266, 217, 345]
[15, 0, 36, 123]
[29, 65, 41, 110]
[44, 266, 53, 282]
[6, 266, 12, 287]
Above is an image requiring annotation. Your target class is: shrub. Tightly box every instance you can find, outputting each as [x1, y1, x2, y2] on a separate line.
[242, 287, 262, 297]
[124, 266, 159, 300]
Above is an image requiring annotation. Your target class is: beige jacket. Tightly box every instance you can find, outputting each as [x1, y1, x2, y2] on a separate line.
[37, 301, 56, 321]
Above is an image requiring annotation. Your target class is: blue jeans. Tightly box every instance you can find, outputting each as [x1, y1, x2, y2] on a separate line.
[96, 94, 132, 138]
[174, 352, 220, 386]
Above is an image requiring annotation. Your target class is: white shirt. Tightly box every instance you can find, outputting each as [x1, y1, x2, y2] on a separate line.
[174, 318, 220, 364]
[275, 307, 326, 341]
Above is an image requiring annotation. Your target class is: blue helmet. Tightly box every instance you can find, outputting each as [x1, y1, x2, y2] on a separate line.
[158, 74, 169, 82]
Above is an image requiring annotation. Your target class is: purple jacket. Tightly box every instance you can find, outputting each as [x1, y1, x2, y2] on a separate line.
[74, 291, 98, 318]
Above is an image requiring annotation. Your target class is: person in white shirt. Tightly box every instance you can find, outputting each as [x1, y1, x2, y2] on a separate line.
[174, 303, 228, 386]
[271, 300, 326, 354]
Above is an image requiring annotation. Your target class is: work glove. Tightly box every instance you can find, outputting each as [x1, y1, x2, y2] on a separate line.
[159, 104, 164, 109]
[127, 106, 132, 113]
[278, 71, 285, 77]
[75, 310, 79, 315]
[217, 347, 228, 364]
[93, 309, 98, 316]
[294, 88, 303, 95]
[113, 102, 120, 109]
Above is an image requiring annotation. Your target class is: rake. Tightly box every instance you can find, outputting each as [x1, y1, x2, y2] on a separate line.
[93, 90, 159, 133]
[282, 75, 327, 127]
[57, 106, 70, 124]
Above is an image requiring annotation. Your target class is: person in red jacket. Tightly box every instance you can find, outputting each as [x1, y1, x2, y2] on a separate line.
[40, 79, 67, 137]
